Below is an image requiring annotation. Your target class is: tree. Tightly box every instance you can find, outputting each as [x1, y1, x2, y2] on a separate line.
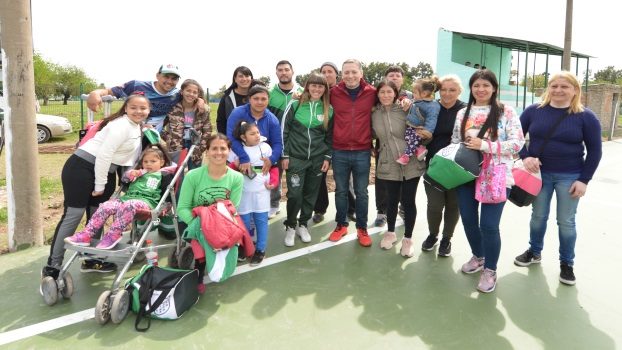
[520, 73, 547, 92]
[409, 62, 434, 80]
[214, 84, 227, 99]
[258, 75, 271, 87]
[33, 53, 56, 105]
[54, 65, 97, 104]
[295, 69, 318, 86]
[593, 66, 622, 84]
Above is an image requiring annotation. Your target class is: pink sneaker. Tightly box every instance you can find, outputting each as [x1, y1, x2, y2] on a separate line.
[477, 268, 497, 293]
[415, 146, 428, 161]
[96, 233, 123, 250]
[197, 283, 206, 294]
[64, 232, 92, 246]
[396, 154, 410, 165]
[461, 256, 485, 274]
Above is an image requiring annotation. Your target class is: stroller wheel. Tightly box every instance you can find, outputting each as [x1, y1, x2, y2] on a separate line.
[168, 248, 179, 268]
[134, 251, 146, 263]
[110, 289, 130, 324]
[41, 276, 58, 306]
[95, 290, 112, 325]
[60, 272, 74, 299]
[178, 246, 195, 270]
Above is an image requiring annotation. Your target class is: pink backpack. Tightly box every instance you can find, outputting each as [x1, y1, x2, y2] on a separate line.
[475, 140, 507, 204]
[78, 120, 102, 147]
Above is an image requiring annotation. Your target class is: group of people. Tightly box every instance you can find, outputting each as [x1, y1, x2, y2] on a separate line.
[41, 59, 602, 294]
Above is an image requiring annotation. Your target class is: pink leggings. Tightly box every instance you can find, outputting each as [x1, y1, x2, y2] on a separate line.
[80, 199, 150, 238]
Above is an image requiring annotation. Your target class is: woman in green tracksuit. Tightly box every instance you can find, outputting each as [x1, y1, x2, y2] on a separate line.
[282, 73, 333, 247]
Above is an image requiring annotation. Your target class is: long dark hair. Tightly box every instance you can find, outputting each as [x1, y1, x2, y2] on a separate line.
[99, 94, 151, 131]
[223, 66, 254, 97]
[180, 79, 205, 106]
[460, 69, 502, 141]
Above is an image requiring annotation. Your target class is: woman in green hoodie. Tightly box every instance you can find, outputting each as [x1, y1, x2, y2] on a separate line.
[281, 73, 333, 247]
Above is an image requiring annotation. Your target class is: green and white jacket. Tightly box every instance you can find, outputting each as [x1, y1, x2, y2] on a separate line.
[282, 100, 333, 162]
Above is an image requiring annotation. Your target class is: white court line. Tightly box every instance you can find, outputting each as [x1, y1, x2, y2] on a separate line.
[0, 220, 401, 346]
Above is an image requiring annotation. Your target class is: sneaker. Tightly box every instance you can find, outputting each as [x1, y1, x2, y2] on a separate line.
[197, 283, 206, 294]
[461, 256, 485, 274]
[357, 228, 372, 247]
[41, 265, 60, 280]
[347, 212, 356, 222]
[477, 268, 497, 293]
[400, 238, 414, 257]
[250, 250, 265, 266]
[296, 225, 312, 243]
[559, 263, 576, 285]
[421, 234, 438, 251]
[329, 225, 348, 242]
[514, 249, 542, 267]
[284, 226, 296, 247]
[237, 248, 247, 262]
[80, 259, 117, 273]
[373, 214, 387, 227]
[396, 154, 410, 165]
[64, 231, 92, 246]
[380, 232, 397, 249]
[312, 212, 325, 223]
[438, 238, 452, 257]
[415, 146, 428, 161]
[96, 232, 123, 250]
[268, 207, 280, 219]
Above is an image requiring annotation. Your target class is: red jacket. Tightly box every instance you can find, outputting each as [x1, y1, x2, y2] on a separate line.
[192, 202, 255, 257]
[329, 79, 376, 151]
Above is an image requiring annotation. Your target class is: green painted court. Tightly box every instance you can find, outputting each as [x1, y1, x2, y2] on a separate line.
[1, 141, 621, 349]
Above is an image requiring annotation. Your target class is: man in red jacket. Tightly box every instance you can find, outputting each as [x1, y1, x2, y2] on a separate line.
[327, 59, 376, 247]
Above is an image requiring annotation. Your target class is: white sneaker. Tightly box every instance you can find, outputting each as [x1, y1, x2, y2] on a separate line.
[296, 225, 311, 243]
[284, 226, 296, 247]
[269, 207, 280, 219]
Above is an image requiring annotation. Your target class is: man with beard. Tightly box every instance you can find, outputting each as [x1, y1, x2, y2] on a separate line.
[267, 60, 303, 218]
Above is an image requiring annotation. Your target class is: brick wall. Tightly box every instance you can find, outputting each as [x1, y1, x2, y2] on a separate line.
[582, 84, 622, 136]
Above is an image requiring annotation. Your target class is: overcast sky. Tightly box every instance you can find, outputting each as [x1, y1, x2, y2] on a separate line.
[30, 0, 621, 93]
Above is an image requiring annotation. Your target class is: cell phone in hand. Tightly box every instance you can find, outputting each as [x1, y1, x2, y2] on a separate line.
[245, 170, 257, 180]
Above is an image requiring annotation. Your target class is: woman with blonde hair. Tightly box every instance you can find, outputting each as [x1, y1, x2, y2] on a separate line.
[421, 74, 466, 257]
[513, 71, 602, 286]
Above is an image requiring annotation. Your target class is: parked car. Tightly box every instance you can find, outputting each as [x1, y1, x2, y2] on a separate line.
[35, 113, 73, 143]
[0, 108, 73, 143]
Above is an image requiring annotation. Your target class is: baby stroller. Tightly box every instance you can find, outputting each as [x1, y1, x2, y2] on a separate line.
[40, 111, 198, 326]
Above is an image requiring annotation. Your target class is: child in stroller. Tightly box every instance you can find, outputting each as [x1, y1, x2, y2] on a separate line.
[65, 145, 174, 249]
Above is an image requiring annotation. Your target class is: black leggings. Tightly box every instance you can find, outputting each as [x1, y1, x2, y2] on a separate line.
[385, 177, 420, 238]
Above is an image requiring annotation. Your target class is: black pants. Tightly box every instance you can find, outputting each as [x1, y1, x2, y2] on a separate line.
[375, 177, 387, 214]
[313, 171, 356, 215]
[385, 177, 420, 238]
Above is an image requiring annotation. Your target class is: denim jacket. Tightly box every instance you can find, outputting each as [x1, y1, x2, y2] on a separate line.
[406, 99, 440, 134]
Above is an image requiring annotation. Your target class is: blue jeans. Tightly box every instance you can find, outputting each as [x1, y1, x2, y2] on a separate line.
[332, 150, 371, 229]
[457, 183, 509, 271]
[528, 172, 580, 265]
[241, 211, 269, 252]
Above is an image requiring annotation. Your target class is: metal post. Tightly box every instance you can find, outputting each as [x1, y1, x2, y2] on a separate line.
[516, 50, 520, 107]
[532, 53, 537, 104]
[80, 82, 84, 129]
[523, 43, 529, 110]
[544, 49, 550, 86]
[585, 58, 590, 106]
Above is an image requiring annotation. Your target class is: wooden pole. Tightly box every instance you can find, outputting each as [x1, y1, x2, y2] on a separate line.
[562, 0, 573, 70]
